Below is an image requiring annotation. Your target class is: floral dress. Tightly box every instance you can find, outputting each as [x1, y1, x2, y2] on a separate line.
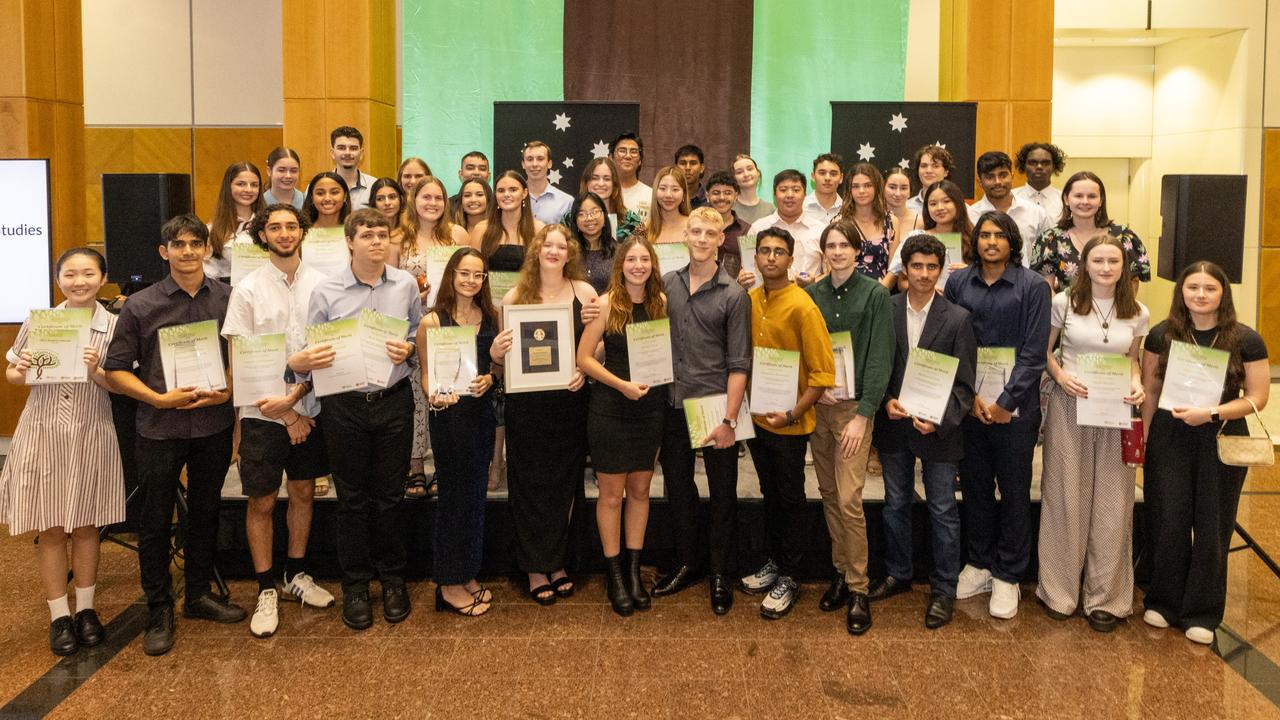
[1031, 223, 1151, 289]
[854, 215, 895, 281]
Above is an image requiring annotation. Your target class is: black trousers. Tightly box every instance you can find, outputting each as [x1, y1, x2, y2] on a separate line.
[1144, 411, 1249, 629]
[959, 413, 1038, 583]
[319, 382, 413, 592]
[136, 426, 233, 608]
[659, 405, 740, 576]
[746, 426, 810, 578]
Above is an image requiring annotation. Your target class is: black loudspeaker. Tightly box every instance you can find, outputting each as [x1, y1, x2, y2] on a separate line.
[1157, 174, 1246, 283]
[102, 173, 193, 284]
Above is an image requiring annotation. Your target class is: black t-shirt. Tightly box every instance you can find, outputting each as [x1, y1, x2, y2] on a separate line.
[1145, 320, 1267, 401]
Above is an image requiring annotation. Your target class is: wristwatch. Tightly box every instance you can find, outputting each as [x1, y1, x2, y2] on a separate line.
[722, 417, 738, 430]
[1210, 408, 1222, 423]
[785, 410, 796, 426]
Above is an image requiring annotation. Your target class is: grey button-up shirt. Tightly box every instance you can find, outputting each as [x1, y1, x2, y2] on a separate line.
[663, 264, 752, 405]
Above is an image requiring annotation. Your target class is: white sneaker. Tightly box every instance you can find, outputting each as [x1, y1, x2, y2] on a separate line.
[250, 589, 278, 638]
[1143, 609, 1170, 628]
[988, 579, 1020, 619]
[1185, 626, 1215, 645]
[283, 572, 336, 608]
[741, 559, 780, 593]
[956, 565, 992, 599]
[760, 576, 799, 619]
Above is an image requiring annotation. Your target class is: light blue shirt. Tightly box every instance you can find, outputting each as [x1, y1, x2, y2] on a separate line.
[530, 184, 574, 225]
[263, 187, 305, 210]
[304, 263, 422, 391]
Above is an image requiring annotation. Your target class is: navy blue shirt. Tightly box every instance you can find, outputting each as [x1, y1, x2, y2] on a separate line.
[944, 262, 1051, 416]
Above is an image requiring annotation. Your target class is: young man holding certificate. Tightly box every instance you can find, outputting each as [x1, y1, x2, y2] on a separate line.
[288, 208, 421, 631]
[221, 204, 334, 638]
[942, 210, 1051, 620]
[870, 234, 976, 629]
[104, 215, 245, 656]
[741, 227, 835, 619]
[804, 219, 894, 635]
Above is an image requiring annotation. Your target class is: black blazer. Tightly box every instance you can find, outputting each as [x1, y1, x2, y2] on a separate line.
[873, 292, 977, 462]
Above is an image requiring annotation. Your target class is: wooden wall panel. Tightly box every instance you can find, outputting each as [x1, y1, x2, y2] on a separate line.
[0, 325, 26, 432]
[1264, 129, 1280, 247]
[282, 0, 325, 98]
[1010, 0, 1054, 101]
[83, 127, 193, 244]
[962, 0, 1012, 101]
[192, 127, 284, 218]
[0, 3, 23, 98]
[1260, 248, 1280, 366]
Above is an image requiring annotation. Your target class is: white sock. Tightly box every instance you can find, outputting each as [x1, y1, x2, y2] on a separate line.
[75, 584, 95, 611]
[48, 595, 70, 621]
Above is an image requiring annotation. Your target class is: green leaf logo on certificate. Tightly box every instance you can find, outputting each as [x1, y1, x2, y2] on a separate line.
[300, 226, 349, 278]
[653, 242, 690, 274]
[425, 325, 478, 396]
[306, 317, 364, 397]
[898, 347, 959, 424]
[682, 394, 755, 448]
[975, 347, 1018, 417]
[625, 318, 673, 386]
[158, 319, 226, 392]
[230, 333, 287, 407]
[488, 271, 519, 307]
[1158, 340, 1229, 412]
[749, 347, 800, 415]
[25, 308, 91, 384]
[424, 246, 461, 308]
[230, 242, 270, 286]
[829, 331, 856, 400]
[1075, 352, 1132, 428]
[358, 309, 410, 388]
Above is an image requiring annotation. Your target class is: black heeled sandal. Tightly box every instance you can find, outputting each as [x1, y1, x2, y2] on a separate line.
[436, 586, 490, 616]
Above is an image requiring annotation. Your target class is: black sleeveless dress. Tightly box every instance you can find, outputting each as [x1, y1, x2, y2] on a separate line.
[489, 243, 525, 273]
[587, 302, 668, 473]
[427, 309, 497, 584]
[504, 295, 589, 573]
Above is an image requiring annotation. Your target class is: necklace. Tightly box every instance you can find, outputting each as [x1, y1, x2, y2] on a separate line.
[1191, 330, 1220, 349]
[1092, 299, 1116, 343]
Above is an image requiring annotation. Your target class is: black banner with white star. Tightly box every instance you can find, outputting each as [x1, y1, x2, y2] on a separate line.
[493, 102, 642, 193]
[830, 102, 977, 198]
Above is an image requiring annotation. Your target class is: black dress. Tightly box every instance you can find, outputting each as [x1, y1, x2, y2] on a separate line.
[588, 302, 668, 473]
[505, 295, 589, 573]
[428, 309, 498, 584]
[489, 243, 524, 273]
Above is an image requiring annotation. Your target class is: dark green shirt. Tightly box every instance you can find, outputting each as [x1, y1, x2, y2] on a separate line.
[805, 271, 895, 418]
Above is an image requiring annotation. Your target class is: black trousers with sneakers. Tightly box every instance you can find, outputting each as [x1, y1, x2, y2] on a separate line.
[747, 426, 810, 578]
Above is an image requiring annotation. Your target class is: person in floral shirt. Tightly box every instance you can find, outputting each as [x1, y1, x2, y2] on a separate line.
[1031, 171, 1150, 291]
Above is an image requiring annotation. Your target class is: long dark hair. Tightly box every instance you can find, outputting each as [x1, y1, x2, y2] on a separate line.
[301, 172, 351, 225]
[1067, 234, 1140, 319]
[1157, 261, 1244, 393]
[838, 162, 887, 225]
[570, 191, 616, 258]
[431, 247, 499, 329]
[922, 180, 973, 258]
[210, 162, 266, 259]
[480, 171, 537, 260]
[368, 177, 405, 229]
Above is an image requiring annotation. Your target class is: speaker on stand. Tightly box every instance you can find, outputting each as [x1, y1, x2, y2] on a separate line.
[101, 173, 193, 286]
[1156, 174, 1246, 283]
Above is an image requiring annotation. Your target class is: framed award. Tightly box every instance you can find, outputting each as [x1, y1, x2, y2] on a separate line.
[502, 303, 575, 393]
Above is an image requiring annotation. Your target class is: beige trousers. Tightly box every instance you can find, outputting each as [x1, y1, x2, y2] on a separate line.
[811, 401, 873, 593]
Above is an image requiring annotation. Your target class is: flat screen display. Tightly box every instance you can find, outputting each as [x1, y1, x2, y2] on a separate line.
[0, 159, 53, 322]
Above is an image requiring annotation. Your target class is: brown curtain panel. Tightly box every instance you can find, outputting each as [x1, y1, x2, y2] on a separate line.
[563, 0, 755, 185]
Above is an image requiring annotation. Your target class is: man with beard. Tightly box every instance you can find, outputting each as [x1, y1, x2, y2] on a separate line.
[966, 151, 1051, 264]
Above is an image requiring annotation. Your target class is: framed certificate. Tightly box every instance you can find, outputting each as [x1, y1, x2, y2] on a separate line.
[503, 303, 575, 393]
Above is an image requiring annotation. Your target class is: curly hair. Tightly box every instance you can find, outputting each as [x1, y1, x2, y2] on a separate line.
[1015, 142, 1067, 175]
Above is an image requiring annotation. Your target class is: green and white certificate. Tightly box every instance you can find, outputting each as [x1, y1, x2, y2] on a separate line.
[358, 309, 410, 388]
[1075, 352, 1131, 428]
[1158, 340, 1230, 411]
[749, 347, 800, 415]
[488, 271, 520, 307]
[425, 325, 478, 396]
[829, 331, 856, 400]
[300, 226, 349, 278]
[306, 317, 364, 397]
[24, 308, 92, 384]
[654, 242, 690, 274]
[975, 347, 1017, 416]
[230, 333, 287, 407]
[626, 318, 673, 386]
[424, 246, 461, 308]
[936, 232, 963, 267]
[738, 234, 761, 289]
[158, 319, 226, 392]
[898, 347, 959, 424]
[230, 242, 270, 285]
[682, 394, 755, 448]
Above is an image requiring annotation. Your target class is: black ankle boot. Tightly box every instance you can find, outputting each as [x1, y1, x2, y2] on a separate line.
[625, 549, 651, 611]
[604, 554, 635, 617]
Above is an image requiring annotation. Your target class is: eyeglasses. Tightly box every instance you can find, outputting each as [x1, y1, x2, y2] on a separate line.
[456, 270, 487, 281]
[577, 209, 603, 220]
[755, 247, 790, 258]
[614, 148, 641, 157]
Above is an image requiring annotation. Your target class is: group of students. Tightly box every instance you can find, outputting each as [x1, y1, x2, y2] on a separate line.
[0, 125, 1268, 660]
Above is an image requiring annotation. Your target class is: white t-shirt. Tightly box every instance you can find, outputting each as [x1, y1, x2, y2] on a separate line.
[1051, 291, 1149, 375]
[621, 181, 652, 222]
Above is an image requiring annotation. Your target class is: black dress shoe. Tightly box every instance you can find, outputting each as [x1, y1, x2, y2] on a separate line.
[652, 565, 696, 597]
[343, 589, 373, 630]
[184, 593, 247, 624]
[867, 576, 911, 602]
[846, 592, 872, 636]
[710, 575, 734, 615]
[819, 575, 851, 612]
[924, 593, 955, 629]
[1040, 598, 1072, 621]
[143, 604, 175, 656]
[74, 609, 104, 647]
[49, 616, 78, 656]
[1087, 610, 1119, 633]
[382, 583, 411, 624]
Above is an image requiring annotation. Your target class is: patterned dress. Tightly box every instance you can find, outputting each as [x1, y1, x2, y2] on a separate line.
[0, 303, 124, 534]
[1030, 223, 1151, 289]
[855, 215, 895, 281]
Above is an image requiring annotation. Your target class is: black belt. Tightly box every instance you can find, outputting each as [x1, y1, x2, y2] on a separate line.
[345, 377, 410, 403]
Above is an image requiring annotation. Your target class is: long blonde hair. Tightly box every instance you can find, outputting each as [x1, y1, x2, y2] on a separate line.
[400, 176, 456, 256]
[645, 165, 691, 242]
[511, 224, 585, 305]
[605, 237, 667, 336]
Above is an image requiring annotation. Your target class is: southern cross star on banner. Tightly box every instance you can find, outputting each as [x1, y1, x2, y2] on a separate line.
[553, 113, 571, 132]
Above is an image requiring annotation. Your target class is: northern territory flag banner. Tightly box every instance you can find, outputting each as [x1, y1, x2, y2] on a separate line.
[493, 102, 641, 193]
[831, 102, 978, 198]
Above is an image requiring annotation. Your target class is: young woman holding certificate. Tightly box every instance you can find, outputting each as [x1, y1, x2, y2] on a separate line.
[577, 237, 668, 616]
[1141, 262, 1269, 644]
[205, 162, 267, 281]
[416, 248, 499, 616]
[1, 248, 123, 657]
[646, 166, 692, 245]
[490, 225, 598, 605]
[1037, 233, 1148, 632]
[886, 180, 972, 292]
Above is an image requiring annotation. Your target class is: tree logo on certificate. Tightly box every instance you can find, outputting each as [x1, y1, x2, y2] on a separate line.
[29, 350, 58, 379]
[521, 321, 559, 373]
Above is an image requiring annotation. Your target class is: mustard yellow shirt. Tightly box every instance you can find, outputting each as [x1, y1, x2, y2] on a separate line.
[749, 282, 836, 435]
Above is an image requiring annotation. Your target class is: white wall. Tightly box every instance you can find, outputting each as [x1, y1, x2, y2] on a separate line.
[904, 0, 940, 101]
[1052, 47, 1154, 158]
[1055, 0, 1147, 30]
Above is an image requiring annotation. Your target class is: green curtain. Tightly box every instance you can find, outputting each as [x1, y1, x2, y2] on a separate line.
[749, 0, 909, 184]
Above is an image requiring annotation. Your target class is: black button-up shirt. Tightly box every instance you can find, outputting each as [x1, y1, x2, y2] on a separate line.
[104, 275, 235, 440]
[663, 264, 752, 405]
